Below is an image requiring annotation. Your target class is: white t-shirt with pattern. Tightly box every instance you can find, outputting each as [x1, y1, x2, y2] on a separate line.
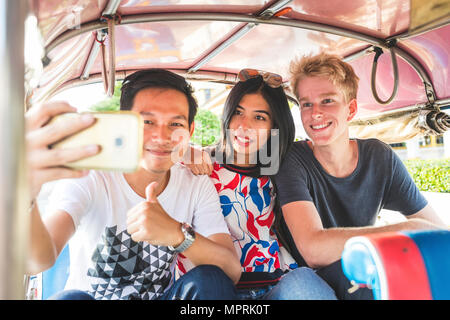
[46, 163, 229, 300]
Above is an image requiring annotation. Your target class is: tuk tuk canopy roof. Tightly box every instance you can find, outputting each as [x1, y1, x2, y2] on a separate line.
[29, 0, 450, 126]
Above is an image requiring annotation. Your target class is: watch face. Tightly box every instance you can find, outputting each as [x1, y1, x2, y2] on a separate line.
[169, 223, 195, 253]
[182, 223, 195, 240]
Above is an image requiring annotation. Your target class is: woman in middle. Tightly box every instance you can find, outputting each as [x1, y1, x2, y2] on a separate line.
[179, 69, 336, 300]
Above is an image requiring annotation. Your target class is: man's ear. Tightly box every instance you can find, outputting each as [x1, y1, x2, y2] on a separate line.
[347, 99, 358, 121]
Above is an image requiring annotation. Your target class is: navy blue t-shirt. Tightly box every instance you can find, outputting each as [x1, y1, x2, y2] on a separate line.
[273, 138, 427, 266]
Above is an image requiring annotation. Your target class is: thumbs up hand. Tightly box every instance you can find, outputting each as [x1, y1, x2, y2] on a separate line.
[126, 182, 184, 247]
[145, 181, 159, 203]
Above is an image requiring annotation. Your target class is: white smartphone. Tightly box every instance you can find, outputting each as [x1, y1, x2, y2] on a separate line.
[49, 111, 143, 172]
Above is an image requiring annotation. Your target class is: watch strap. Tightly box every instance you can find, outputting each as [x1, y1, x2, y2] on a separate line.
[168, 222, 195, 253]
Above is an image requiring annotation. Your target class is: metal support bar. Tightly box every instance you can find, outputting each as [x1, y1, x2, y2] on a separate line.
[80, 0, 121, 87]
[188, 23, 256, 73]
[101, 18, 116, 97]
[119, 13, 387, 45]
[188, 0, 292, 73]
[386, 21, 450, 42]
[100, 0, 121, 96]
[80, 30, 107, 80]
[43, 11, 436, 104]
[343, 46, 375, 62]
[343, 44, 436, 104]
[259, 0, 293, 19]
[45, 12, 386, 55]
[102, 0, 121, 17]
[391, 46, 436, 103]
[0, 0, 28, 299]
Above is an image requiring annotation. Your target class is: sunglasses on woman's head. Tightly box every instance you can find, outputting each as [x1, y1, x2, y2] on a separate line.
[238, 68, 283, 88]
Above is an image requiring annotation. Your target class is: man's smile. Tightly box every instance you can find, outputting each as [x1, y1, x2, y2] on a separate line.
[310, 121, 332, 131]
[145, 147, 174, 157]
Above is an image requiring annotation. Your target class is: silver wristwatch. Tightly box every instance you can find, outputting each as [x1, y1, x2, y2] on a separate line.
[168, 222, 196, 253]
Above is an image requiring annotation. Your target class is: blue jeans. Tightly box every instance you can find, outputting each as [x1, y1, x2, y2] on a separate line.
[316, 259, 373, 300]
[49, 265, 237, 300]
[237, 267, 337, 300]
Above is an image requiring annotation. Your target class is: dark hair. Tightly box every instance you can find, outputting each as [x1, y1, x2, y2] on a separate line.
[120, 69, 198, 126]
[220, 76, 295, 173]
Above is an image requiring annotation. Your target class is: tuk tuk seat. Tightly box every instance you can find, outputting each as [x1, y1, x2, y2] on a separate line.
[341, 230, 450, 300]
[41, 244, 70, 300]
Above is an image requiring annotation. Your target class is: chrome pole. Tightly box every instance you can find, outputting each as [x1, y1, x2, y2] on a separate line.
[0, 0, 28, 299]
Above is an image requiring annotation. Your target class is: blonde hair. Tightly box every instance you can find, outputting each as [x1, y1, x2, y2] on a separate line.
[289, 52, 359, 103]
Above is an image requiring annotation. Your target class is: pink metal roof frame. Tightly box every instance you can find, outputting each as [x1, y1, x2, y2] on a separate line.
[29, 0, 450, 119]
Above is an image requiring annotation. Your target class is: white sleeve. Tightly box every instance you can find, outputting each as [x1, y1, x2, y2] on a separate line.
[45, 173, 95, 229]
[191, 176, 230, 238]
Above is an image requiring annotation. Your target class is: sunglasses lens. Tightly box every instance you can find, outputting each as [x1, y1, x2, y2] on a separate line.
[238, 69, 259, 81]
[238, 69, 282, 88]
[265, 74, 282, 88]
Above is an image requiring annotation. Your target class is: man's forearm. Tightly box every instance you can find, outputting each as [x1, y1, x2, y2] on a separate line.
[27, 204, 58, 275]
[300, 218, 446, 269]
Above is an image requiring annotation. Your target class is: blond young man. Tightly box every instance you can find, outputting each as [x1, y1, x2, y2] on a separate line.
[274, 53, 447, 300]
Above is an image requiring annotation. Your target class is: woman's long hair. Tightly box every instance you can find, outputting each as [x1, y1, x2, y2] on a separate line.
[218, 76, 295, 176]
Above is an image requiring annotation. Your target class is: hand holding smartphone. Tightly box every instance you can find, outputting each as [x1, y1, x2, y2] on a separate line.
[49, 111, 143, 172]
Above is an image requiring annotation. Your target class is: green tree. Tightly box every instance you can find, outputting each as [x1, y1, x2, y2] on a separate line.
[89, 83, 121, 111]
[191, 109, 221, 147]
